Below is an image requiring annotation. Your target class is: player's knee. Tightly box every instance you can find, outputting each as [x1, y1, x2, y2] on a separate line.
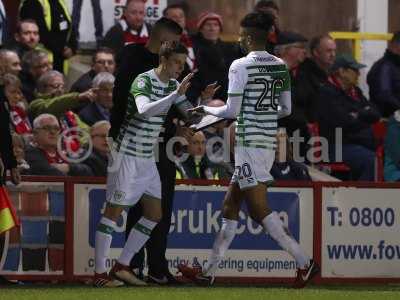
[143, 210, 162, 223]
[103, 204, 123, 221]
[249, 208, 269, 224]
[222, 203, 239, 220]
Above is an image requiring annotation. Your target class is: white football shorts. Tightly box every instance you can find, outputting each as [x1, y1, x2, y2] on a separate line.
[106, 152, 161, 206]
[231, 146, 275, 190]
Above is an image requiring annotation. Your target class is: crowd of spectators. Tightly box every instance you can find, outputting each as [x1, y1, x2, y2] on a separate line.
[0, 0, 399, 182]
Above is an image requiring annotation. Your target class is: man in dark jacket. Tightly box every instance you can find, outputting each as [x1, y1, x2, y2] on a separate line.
[78, 72, 114, 126]
[275, 31, 308, 137]
[5, 19, 40, 60]
[316, 55, 381, 181]
[70, 47, 115, 93]
[68, 121, 110, 177]
[24, 113, 90, 176]
[367, 31, 400, 118]
[295, 34, 336, 123]
[20, 49, 52, 103]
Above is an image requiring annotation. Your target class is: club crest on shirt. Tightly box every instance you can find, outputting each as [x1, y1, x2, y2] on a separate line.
[137, 78, 146, 89]
[113, 190, 126, 203]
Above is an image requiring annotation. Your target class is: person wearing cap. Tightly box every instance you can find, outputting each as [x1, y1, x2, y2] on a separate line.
[275, 31, 309, 149]
[315, 54, 381, 181]
[367, 31, 400, 118]
[187, 12, 239, 103]
[274, 31, 308, 75]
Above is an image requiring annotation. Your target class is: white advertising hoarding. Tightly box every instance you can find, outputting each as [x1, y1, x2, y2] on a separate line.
[322, 187, 400, 278]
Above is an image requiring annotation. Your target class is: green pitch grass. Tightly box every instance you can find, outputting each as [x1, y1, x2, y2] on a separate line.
[1, 285, 400, 300]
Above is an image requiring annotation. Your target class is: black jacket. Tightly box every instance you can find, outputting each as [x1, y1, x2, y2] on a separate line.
[367, 50, 400, 117]
[109, 43, 158, 139]
[0, 87, 17, 178]
[79, 102, 108, 126]
[19, 70, 37, 103]
[187, 33, 239, 103]
[70, 70, 96, 93]
[294, 58, 329, 122]
[176, 155, 215, 179]
[68, 149, 108, 177]
[316, 82, 380, 151]
[278, 68, 309, 135]
[24, 145, 65, 176]
[24, 145, 96, 176]
[102, 22, 151, 64]
[5, 41, 31, 60]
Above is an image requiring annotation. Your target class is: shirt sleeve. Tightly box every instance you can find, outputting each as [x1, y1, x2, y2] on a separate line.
[130, 74, 152, 98]
[227, 59, 248, 96]
[131, 75, 179, 117]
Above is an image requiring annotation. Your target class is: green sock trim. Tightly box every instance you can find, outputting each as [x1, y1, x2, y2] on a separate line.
[97, 223, 114, 235]
[133, 222, 152, 236]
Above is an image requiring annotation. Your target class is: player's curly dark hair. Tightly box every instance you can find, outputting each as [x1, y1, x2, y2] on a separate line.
[240, 12, 275, 33]
[159, 41, 188, 59]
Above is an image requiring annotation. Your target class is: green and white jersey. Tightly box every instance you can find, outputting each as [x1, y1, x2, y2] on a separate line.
[115, 69, 178, 158]
[229, 51, 291, 150]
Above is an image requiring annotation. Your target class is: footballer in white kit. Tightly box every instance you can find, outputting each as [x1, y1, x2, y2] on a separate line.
[178, 12, 319, 289]
[228, 50, 291, 189]
[93, 41, 193, 287]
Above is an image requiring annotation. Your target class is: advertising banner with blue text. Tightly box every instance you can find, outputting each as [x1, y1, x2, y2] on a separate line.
[73, 185, 313, 277]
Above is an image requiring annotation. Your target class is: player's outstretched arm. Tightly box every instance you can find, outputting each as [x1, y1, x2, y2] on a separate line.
[188, 94, 242, 119]
[136, 73, 194, 118]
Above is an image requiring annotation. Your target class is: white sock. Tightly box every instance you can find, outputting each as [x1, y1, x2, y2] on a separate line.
[95, 217, 117, 274]
[203, 218, 238, 277]
[262, 212, 310, 269]
[118, 217, 157, 266]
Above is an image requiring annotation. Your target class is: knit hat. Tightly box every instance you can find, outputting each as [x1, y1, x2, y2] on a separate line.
[197, 12, 223, 30]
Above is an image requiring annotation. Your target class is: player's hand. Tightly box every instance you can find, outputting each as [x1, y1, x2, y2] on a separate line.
[177, 73, 194, 96]
[10, 168, 21, 185]
[188, 105, 206, 115]
[201, 82, 221, 101]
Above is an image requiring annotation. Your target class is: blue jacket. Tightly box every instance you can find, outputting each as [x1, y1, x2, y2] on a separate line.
[384, 116, 400, 181]
[79, 102, 109, 126]
[367, 50, 400, 117]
